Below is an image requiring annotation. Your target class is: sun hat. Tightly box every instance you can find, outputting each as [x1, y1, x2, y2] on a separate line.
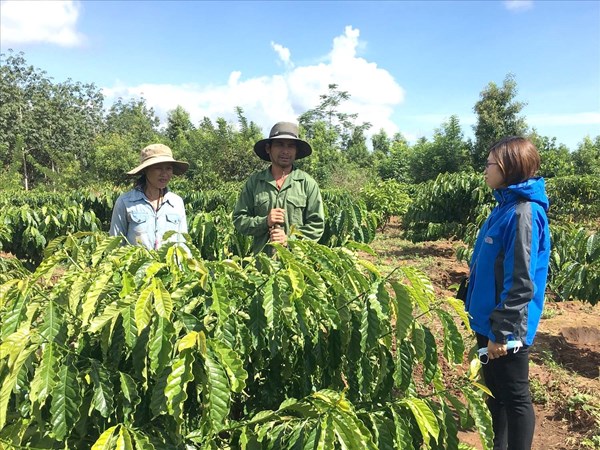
[127, 144, 189, 175]
[253, 122, 312, 161]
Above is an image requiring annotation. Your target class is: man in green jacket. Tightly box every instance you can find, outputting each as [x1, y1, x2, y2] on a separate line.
[233, 121, 325, 254]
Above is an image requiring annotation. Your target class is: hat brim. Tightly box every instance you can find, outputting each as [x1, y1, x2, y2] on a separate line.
[253, 136, 312, 162]
[127, 157, 189, 176]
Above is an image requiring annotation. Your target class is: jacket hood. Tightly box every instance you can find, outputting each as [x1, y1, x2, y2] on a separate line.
[494, 177, 549, 212]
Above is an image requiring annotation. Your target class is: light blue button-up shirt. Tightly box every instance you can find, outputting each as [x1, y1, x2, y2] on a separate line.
[109, 188, 188, 249]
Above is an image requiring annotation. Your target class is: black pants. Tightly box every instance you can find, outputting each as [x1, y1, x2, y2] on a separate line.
[476, 333, 535, 450]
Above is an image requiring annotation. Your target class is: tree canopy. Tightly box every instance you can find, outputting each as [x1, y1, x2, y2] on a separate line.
[1, 52, 598, 192]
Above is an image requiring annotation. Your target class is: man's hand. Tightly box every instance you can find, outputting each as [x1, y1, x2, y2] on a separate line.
[267, 208, 285, 228]
[487, 340, 508, 360]
[269, 226, 288, 246]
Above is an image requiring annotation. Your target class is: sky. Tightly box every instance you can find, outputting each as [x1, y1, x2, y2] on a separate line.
[1, 0, 599, 150]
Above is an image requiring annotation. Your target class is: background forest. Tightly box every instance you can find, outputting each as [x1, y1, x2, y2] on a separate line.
[1, 50, 599, 193]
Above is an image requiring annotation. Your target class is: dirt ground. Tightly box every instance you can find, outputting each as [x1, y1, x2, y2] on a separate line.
[371, 219, 600, 450]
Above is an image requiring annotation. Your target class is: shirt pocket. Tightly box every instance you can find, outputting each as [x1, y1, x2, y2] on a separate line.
[254, 192, 271, 216]
[166, 213, 181, 225]
[128, 211, 151, 239]
[287, 194, 307, 225]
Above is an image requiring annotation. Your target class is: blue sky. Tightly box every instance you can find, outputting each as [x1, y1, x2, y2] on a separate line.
[1, 0, 599, 150]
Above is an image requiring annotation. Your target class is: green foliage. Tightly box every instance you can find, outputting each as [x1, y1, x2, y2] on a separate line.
[299, 83, 371, 152]
[345, 126, 372, 168]
[0, 233, 492, 449]
[472, 74, 528, 170]
[546, 175, 600, 226]
[182, 112, 266, 188]
[404, 173, 492, 242]
[298, 84, 372, 186]
[0, 186, 380, 265]
[549, 225, 600, 305]
[0, 136, 24, 190]
[531, 133, 575, 178]
[0, 202, 101, 267]
[0, 50, 104, 189]
[165, 105, 194, 142]
[187, 207, 253, 260]
[409, 116, 472, 183]
[91, 97, 163, 184]
[377, 133, 413, 183]
[361, 179, 412, 229]
[320, 190, 378, 246]
[572, 135, 600, 177]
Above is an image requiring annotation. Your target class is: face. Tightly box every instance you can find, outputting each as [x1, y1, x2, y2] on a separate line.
[484, 154, 505, 190]
[144, 163, 174, 190]
[266, 139, 297, 170]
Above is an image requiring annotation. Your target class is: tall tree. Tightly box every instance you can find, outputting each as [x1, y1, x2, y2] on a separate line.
[407, 116, 471, 184]
[571, 135, 600, 176]
[529, 131, 574, 178]
[91, 97, 161, 184]
[183, 109, 265, 188]
[298, 84, 371, 185]
[0, 50, 104, 189]
[345, 126, 371, 168]
[371, 129, 391, 157]
[165, 105, 194, 142]
[408, 137, 434, 183]
[472, 74, 528, 169]
[299, 84, 371, 151]
[378, 133, 412, 182]
[103, 97, 160, 145]
[296, 121, 342, 186]
[430, 115, 471, 174]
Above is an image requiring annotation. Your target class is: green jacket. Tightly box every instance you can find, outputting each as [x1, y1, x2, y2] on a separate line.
[233, 166, 325, 254]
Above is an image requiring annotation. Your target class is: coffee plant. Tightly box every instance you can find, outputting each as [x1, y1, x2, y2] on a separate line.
[549, 225, 600, 305]
[0, 233, 493, 449]
[403, 173, 492, 242]
[361, 180, 412, 230]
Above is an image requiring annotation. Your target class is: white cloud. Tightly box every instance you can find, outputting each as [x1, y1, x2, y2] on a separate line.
[503, 1, 534, 12]
[102, 26, 405, 142]
[271, 41, 293, 69]
[0, 0, 84, 47]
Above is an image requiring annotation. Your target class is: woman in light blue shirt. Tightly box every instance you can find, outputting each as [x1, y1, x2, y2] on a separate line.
[110, 144, 189, 249]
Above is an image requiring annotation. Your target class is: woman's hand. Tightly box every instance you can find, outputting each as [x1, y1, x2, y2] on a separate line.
[487, 340, 508, 360]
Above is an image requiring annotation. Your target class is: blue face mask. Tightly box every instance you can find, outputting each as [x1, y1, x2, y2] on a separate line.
[478, 340, 523, 365]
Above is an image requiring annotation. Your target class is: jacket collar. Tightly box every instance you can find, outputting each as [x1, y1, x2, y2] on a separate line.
[257, 165, 306, 183]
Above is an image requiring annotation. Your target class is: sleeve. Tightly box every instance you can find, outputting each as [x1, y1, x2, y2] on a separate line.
[176, 199, 192, 255]
[109, 195, 129, 245]
[296, 179, 325, 242]
[232, 178, 269, 237]
[489, 204, 538, 343]
[179, 201, 188, 235]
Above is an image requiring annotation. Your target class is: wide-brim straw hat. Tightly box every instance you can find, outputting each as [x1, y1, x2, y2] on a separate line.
[253, 122, 312, 161]
[127, 144, 189, 175]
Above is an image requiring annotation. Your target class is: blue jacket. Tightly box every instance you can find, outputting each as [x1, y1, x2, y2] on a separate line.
[466, 177, 550, 346]
[109, 188, 188, 250]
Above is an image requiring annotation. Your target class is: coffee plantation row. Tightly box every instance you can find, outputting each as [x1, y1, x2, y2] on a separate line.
[1, 232, 493, 449]
[1, 172, 599, 449]
[2, 173, 598, 303]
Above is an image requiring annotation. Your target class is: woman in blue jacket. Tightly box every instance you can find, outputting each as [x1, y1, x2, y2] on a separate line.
[466, 136, 550, 450]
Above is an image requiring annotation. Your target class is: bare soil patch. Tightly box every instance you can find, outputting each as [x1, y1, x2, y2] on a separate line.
[369, 219, 600, 449]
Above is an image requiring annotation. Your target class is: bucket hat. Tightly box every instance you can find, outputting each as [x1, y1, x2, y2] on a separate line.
[253, 122, 312, 161]
[127, 144, 189, 175]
